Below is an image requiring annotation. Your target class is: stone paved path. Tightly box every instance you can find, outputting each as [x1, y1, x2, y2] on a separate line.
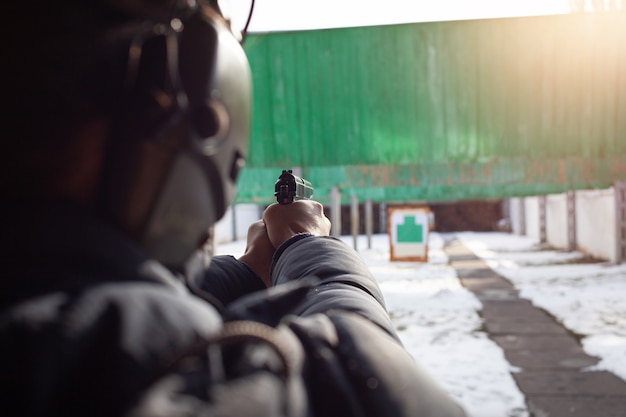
[444, 240, 626, 417]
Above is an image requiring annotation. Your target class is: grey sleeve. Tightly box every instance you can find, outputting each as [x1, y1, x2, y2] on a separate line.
[270, 235, 399, 340]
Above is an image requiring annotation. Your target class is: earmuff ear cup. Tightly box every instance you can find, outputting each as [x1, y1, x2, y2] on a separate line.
[175, 7, 251, 221]
[177, 7, 252, 220]
[178, 11, 219, 133]
[99, 28, 188, 239]
[115, 33, 184, 143]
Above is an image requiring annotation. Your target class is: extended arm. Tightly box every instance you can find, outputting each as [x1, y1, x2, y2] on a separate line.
[271, 234, 399, 340]
[259, 201, 467, 417]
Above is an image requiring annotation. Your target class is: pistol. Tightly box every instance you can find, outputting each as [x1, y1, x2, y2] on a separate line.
[274, 169, 314, 205]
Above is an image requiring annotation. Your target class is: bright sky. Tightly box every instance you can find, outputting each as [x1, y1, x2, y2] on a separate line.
[231, 0, 579, 33]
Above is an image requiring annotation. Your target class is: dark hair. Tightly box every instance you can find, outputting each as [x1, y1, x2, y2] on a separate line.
[6, 2, 136, 143]
[2, 0, 181, 195]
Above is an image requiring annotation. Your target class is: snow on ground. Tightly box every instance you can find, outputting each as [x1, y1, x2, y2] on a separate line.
[215, 231, 626, 416]
[345, 234, 527, 417]
[457, 231, 626, 383]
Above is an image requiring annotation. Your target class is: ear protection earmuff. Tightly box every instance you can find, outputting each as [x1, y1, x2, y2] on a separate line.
[98, 0, 251, 269]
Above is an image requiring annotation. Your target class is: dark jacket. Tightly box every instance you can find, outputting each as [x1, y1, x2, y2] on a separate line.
[0, 201, 466, 417]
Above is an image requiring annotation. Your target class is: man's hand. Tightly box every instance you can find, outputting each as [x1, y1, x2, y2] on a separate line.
[238, 220, 274, 287]
[262, 200, 331, 249]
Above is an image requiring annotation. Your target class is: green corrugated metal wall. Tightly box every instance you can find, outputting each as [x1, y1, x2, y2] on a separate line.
[235, 12, 626, 204]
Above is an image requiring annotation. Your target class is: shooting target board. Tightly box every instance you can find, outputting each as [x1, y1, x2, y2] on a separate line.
[388, 206, 431, 262]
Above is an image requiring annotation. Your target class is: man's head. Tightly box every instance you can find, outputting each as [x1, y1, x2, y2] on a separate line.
[5, 0, 252, 269]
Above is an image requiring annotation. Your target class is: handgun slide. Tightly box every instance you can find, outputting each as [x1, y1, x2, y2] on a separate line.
[274, 169, 314, 205]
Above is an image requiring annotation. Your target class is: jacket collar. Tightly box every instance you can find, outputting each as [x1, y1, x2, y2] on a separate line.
[1, 199, 183, 307]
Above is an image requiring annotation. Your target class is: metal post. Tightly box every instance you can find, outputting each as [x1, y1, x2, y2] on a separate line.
[502, 199, 510, 231]
[615, 182, 626, 264]
[519, 198, 526, 235]
[539, 195, 547, 244]
[351, 194, 359, 250]
[230, 205, 237, 242]
[330, 187, 341, 237]
[567, 191, 577, 252]
[379, 202, 387, 233]
[365, 199, 373, 249]
[502, 199, 511, 219]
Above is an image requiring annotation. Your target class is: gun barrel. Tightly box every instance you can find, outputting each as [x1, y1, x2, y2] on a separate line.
[275, 170, 314, 205]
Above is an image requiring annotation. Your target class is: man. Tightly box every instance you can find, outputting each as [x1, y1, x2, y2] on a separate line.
[1, 0, 466, 416]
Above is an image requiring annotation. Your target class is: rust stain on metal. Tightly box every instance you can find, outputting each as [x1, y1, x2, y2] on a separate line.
[375, 166, 391, 186]
[580, 159, 595, 183]
[482, 164, 491, 182]
[446, 162, 455, 185]
[610, 158, 626, 178]
[526, 160, 550, 184]
[340, 156, 626, 197]
[355, 165, 391, 187]
[558, 159, 567, 184]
